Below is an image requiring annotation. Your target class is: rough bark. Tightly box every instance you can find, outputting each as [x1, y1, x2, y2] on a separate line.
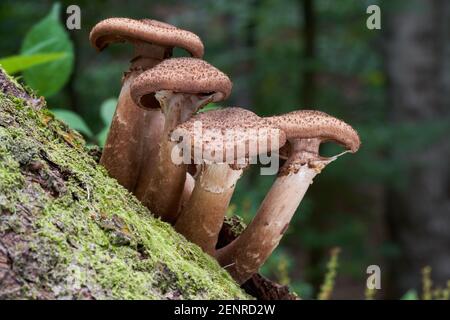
[0, 68, 249, 300]
[384, 0, 450, 295]
[218, 216, 298, 300]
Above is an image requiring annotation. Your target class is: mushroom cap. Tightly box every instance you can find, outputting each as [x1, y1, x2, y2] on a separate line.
[131, 57, 232, 109]
[172, 107, 286, 164]
[267, 110, 361, 153]
[89, 18, 204, 58]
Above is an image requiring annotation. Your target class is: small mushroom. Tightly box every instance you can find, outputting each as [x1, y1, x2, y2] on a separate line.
[89, 18, 204, 192]
[172, 108, 286, 255]
[216, 110, 361, 284]
[130, 58, 232, 223]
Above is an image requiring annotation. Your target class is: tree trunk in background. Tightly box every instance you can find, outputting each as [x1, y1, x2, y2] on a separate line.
[225, 0, 260, 110]
[300, 0, 316, 107]
[385, 0, 450, 296]
[240, 0, 260, 108]
[299, 0, 324, 292]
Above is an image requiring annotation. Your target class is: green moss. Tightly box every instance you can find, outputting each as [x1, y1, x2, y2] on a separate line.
[0, 70, 250, 300]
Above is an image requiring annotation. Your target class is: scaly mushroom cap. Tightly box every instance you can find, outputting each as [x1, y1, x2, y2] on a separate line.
[131, 57, 233, 109]
[267, 110, 361, 153]
[172, 107, 286, 164]
[89, 18, 204, 58]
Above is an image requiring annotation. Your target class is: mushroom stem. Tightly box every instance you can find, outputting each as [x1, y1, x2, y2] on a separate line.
[131, 42, 171, 69]
[100, 43, 168, 192]
[216, 139, 336, 284]
[178, 173, 196, 213]
[141, 90, 215, 223]
[100, 73, 162, 191]
[175, 163, 243, 255]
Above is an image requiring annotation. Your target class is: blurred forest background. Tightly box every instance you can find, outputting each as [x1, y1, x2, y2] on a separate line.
[0, 0, 449, 299]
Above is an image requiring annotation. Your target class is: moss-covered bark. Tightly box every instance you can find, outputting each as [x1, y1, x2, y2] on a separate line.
[0, 68, 249, 300]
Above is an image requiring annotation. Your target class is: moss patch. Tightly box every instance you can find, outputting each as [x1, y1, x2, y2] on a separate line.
[0, 69, 249, 300]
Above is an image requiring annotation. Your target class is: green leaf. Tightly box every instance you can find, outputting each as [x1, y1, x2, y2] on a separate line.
[401, 290, 419, 300]
[96, 127, 109, 148]
[0, 53, 66, 75]
[197, 103, 222, 113]
[100, 98, 118, 125]
[20, 3, 74, 97]
[96, 97, 117, 147]
[52, 109, 93, 137]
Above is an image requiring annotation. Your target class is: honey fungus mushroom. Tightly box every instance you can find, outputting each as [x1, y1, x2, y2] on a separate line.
[89, 18, 204, 193]
[216, 110, 361, 284]
[130, 58, 232, 223]
[172, 107, 286, 255]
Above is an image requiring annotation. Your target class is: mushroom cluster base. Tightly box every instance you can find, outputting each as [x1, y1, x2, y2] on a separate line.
[0, 68, 249, 300]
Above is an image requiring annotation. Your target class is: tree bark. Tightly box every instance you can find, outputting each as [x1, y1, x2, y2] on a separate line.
[384, 0, 450, 296]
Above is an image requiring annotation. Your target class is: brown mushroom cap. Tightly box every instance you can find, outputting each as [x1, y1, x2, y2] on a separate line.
[172, 107, 286, 164]
[131, 57, 233, 109]
[267, 110, 361, 153]
[89, 18, 204, 58]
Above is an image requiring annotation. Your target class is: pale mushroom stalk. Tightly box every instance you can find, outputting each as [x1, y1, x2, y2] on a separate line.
[156, 90, 222, 131]
[216, 110, 361, 284]
[178, 173, 196, 213]
[175, 163, 243, 255]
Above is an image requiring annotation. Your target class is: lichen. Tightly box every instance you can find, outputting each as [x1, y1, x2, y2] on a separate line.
[0, 68, 250, 300]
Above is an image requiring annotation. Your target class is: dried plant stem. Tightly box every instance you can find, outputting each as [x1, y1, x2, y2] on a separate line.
[318, 247, 341, 300]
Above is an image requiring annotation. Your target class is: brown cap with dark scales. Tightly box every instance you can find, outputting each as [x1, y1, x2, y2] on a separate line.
[267, 110, 361, 153]
[172, 107, 286, 163]
[131, 57, 232, 109]
[89, 18, 204, 58]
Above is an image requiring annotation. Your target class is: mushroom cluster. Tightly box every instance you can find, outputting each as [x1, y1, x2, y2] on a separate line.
[90, 18, 361, 285]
